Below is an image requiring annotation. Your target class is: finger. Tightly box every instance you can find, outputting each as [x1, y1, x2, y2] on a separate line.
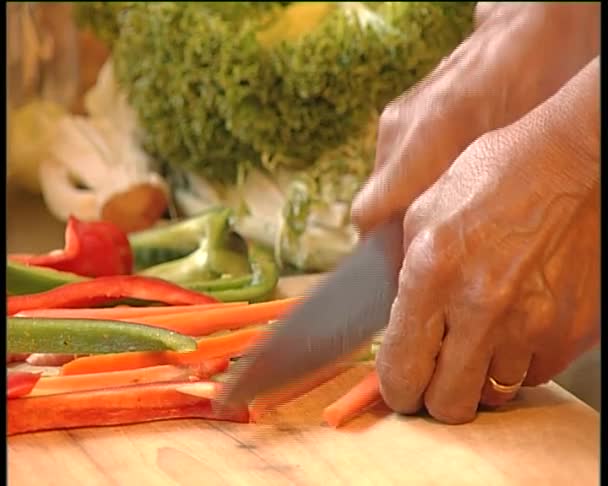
[352, 39, 498, 235]
[351, 111, 464, 236]
[523, 353, 568, 387]
[422, 322, 493, 425]
[480, 343, 532, 408]
[376, 236, 448, 415]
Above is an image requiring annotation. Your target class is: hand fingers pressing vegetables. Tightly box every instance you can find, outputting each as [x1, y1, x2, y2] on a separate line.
[351, 2, 600, 235]
[377, 58, 599, 424]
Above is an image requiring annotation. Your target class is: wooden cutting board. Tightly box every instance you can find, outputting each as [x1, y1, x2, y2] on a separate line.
[7, 275, 599, 486]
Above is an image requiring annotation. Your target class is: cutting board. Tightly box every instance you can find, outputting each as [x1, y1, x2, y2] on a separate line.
[7, 274, 599, 486]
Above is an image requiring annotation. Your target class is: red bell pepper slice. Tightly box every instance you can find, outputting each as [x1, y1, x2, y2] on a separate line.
[7, 371, 42, 399]
[7, 275, 218, 315]
[9, 215, 133, 277]
[7, 380, 249, 436]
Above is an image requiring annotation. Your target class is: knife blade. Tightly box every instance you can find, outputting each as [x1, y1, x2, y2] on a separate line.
[217, 217, 403, 408]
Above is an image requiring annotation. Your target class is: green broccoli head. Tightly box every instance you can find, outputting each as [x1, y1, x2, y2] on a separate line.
[76, 2, 475, 184]
[73, 2, 135, 47]
[215, 3, 383, 168]
[112, 3, 267, 183]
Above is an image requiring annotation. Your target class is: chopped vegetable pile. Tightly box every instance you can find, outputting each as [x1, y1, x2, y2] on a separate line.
[7, 215, 383, 436]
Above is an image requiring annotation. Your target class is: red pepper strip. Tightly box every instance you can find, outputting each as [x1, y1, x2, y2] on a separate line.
[9, 216, 133, 277]
[7, 380, 249, 436]
[7, 371, 42, 399]
[7, 275, 218, 315]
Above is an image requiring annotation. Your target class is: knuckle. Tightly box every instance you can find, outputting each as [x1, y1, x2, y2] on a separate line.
[465, 268, 515, 315]
[474, 2, 498, 26]
[403, 224, 452, 283]
[402, 200, 424, 245]
[525, 298, 556, 344]
[378, 102, 402, 132]
[405, 229, 439, 276]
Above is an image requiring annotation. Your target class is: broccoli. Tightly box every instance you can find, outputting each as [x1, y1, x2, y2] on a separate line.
[72, 2, 475, 271]
[75, 1, 474, 178]
[73, 2, 135, 47]
[217, 2, 475, 166]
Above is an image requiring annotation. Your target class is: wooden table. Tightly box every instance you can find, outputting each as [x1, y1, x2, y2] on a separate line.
[7, 275, 600, 486]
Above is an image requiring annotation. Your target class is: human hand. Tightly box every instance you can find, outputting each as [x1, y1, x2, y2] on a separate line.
[373, 57, 599, 424]
[352, 1, 600, 233]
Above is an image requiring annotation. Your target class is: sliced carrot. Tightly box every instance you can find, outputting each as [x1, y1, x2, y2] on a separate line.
[249, 361, 352, 423]
[322, 369, 381, 428]
[30, 364, 196, 397]
[18, 298, 299, 339]
[59, 327, 265, 376]
[169, 326, 269, 365]
[16, 302, 246, 320]
[134, 297, 300, 336]
[61, 352, 169, 374]
[8, 380, 249, 436]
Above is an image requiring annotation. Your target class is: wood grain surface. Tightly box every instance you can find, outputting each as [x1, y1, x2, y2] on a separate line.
[7, 275, 600, 486]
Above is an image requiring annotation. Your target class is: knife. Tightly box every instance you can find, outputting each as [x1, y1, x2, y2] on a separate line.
[217, 216, 404, 408]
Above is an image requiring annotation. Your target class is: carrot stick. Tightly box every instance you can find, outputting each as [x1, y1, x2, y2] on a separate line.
[61, 352, 169, 374]
[8, 380, 249, 436]
[60, 326, 266, 375]
[15, 302, 247, 320]
[168, 326, 269, 365]
[30, 364, 196, 397]
[322, 369, 382, 428]
[19, 298, 299, 339]
[134, 297, 300, 336]
[249, 361, 352, 423]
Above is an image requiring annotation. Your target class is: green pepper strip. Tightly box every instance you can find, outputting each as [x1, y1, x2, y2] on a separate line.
[129, 206, 226, 271]
[7, 317, 197, 355]
[139, 208, 250, 283]
[7, 261, 88, 296]
[191, 242, 279, 303]
[134, 208, 280, 302]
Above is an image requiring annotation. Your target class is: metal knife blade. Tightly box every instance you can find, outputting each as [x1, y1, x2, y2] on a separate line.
[218, 217, 403, 408]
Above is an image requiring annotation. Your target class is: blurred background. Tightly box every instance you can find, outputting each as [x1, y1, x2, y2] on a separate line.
[6, 2, 600, 411]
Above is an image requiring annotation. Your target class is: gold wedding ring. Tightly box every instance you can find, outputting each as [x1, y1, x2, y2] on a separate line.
[488, 373, 527, 394]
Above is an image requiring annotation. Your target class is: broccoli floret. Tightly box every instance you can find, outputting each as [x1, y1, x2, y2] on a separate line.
[217, 2, 475, 166]
[76, 2, 474, 182]
[111, 3, 265, 183]
[73, 2, 135, 47]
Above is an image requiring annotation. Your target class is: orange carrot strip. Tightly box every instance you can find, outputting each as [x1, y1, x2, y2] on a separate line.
[134, 297, 300, 336]
[168, 326, 269, 365]
[30, 364, 195, 397]
[8, 380, 249, 436]
[322, 370, 381, 428]
[59, 327, 265, 376]
[16, 302, 246, 320]
[61, 353, 168, 374]
[249, 362, 352, 423]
